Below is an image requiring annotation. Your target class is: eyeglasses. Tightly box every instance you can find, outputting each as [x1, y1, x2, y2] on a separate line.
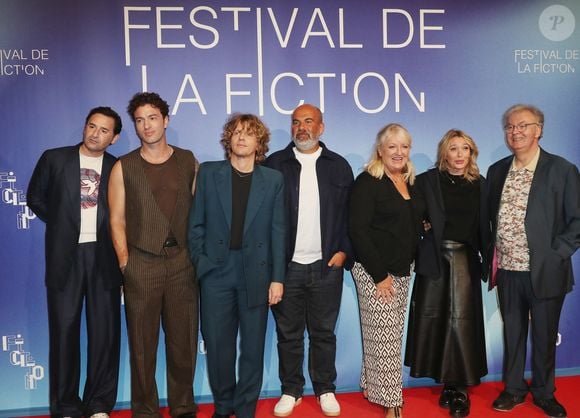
[503, 122, 541, 133]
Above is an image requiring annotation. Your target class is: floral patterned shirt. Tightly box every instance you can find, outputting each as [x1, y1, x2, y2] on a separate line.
[496, 150, 540, 271]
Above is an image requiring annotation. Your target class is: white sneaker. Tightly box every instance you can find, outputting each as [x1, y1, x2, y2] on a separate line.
[89, 414, 109, 418]
[319, 392, 341, 416]
[273, 394, 302, 417]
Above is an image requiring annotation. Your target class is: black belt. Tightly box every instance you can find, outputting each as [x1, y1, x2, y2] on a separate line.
[163, 237, 178, 248]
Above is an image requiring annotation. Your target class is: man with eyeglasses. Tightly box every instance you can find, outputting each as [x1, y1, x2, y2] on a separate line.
[486, 104, 580, 418]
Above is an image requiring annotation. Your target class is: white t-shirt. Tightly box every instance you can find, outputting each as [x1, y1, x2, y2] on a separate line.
[78, 152, 103, 243]
[292, 146, 322, 264]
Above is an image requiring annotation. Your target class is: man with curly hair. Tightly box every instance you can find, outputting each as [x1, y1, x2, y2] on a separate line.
[188, 113, 285, 418]
[109, 92, 199, 418]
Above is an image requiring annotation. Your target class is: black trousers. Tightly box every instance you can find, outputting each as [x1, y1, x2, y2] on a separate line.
[47, 242, 121, 418]
[496, 269, 565, 400]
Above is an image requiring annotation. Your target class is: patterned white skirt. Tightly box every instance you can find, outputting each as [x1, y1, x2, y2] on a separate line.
[351, 262, 410, 408]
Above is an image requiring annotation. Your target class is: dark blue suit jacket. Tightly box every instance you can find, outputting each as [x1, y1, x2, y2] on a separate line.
[264, 142, 354, 274]
[487, 148, 580, 298]
[187, 160, 286, 307]
[26, 143, 122, 289]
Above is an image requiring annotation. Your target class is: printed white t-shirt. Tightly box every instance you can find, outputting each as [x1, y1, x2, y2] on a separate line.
[78, 152, 103, 243]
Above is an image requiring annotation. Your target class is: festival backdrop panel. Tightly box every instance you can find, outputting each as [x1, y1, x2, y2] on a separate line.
[1, 0, 579, 415]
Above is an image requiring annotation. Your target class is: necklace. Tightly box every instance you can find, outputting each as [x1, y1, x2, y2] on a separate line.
[140, 146, 173, 163]
[444, 171, 464, 185]
[232, 166, 253, 178]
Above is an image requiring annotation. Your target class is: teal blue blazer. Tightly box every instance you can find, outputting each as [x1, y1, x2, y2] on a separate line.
[188, 160, 286, 307]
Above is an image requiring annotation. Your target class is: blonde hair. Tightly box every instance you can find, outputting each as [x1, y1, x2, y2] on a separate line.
[365, 123, 415, 185]
[220, 113, 270, 163]
[436, 129, 480, 182]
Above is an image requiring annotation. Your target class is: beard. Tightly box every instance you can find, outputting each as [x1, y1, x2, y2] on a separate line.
[292, 132, 319, 152]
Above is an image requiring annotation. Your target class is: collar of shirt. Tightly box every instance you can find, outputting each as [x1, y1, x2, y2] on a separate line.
[510, 147, 540, 173]
[293, 145, 323, 161]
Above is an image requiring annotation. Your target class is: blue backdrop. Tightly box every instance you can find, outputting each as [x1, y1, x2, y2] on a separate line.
[1, 0, 579, 416]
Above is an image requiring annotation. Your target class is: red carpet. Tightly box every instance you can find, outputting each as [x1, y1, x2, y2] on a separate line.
[24, 376, 580, 418]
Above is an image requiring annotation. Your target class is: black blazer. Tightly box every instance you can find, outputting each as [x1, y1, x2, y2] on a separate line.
[414, 168, 490, 283]
[27, 144, 122, 289]
[349, 171, 425, 281]
[486, 148, 580, 298]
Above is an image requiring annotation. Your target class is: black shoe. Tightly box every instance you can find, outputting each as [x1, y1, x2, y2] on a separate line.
[439, 388, 456, 408]
[533, 397, 567, 417]
[492, 391, 526, 411]
[178, 414, 196, 418]
[212, 414, 231, 418]
[449, 392, 470, 417]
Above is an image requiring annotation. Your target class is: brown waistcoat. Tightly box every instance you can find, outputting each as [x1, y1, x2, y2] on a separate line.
[121, 146, 197, 255]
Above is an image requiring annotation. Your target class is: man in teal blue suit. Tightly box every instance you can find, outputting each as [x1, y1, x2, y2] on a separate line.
[188, 114, 285, 418]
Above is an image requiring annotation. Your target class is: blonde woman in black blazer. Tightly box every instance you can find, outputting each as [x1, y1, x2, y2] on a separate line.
[405, 129, 490, 418]
[349, 123, 424, 418]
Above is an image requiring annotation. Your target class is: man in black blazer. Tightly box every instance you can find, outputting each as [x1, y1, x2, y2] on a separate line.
[27, 107, 123, 418]
[487, 104, 580, 418]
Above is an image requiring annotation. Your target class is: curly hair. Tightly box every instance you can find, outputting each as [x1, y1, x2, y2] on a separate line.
[220, 114, 270, 164]
[127, 92, 170, 122]
[436, 129, 480, 182]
